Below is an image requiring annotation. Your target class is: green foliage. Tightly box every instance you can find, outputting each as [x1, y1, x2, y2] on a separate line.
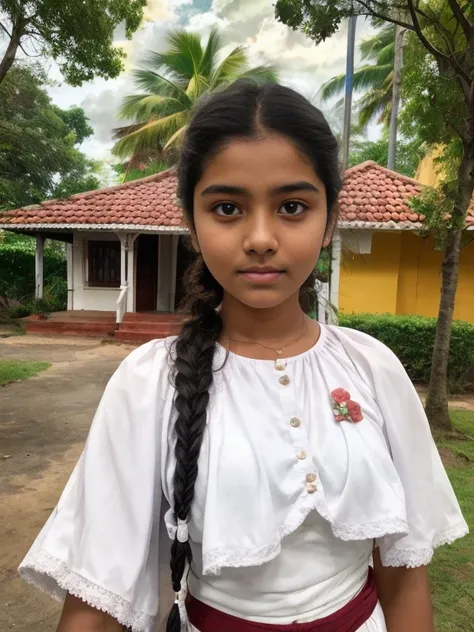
[0, 238, 67, 312]
[0, 0, 147, 86]
[113, 159, 171, 183]
[0, 63, 100, 210]
[321, 24, 395, 130]
[407, 186, 460, 249]
[339, 313, 474, 393]
[349, 137, 424, 178]
[113, 28, 278, 160]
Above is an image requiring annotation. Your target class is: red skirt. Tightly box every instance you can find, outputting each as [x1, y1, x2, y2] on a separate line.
[186, 567, 377, 632]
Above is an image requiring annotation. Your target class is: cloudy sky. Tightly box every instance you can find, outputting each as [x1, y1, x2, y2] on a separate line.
[43, 0, 377, 165]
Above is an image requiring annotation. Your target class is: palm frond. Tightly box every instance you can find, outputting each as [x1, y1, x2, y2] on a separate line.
[200, 27, 222, 77]
[118, 94, 182, 121]
[210, 46, 248, 86]
[359, 25, 395, 61]
[320, 73, 347, 100]
[145, 30, 204, 82]
[352, 64, 393, 92]
[112, 112, 187, 159]
[186, 74, 210, 100]
[357, 89, 391, 129]
[163, 124, 188, 150]
[131, 69, 191, 104]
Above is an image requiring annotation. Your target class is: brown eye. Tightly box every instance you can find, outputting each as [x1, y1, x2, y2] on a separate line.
[213, 203, 241, 217]
[279, 201, 307, 216]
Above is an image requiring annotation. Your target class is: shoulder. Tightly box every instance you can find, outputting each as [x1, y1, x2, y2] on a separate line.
[324, 325, 405, 381]
[107, 336, 176, 399]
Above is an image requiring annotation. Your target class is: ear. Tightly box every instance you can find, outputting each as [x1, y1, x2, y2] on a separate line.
[322, 207, 339, 248]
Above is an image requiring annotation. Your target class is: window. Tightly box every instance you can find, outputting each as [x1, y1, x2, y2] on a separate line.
[88, 241, 121, 287]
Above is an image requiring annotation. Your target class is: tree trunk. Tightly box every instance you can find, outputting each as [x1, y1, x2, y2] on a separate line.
[425, 145, 474, 429]
[0, 17, 26, 85]
[341, 15, 357, 171]
[387, 26, 405, 171]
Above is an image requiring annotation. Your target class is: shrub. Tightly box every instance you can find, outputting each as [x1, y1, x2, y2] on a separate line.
[0, 238, 67, 313]
[339, 313, 474, 393]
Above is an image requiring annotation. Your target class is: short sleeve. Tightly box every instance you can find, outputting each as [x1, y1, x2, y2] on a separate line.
[19, 339, 171, 632]
[335, 327, 469, 568]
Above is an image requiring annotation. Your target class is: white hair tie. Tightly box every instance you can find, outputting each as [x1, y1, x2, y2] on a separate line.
[177, 518, 189, 543]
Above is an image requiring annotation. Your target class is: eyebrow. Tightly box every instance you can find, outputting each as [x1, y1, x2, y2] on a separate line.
[200, 181, 320, 197]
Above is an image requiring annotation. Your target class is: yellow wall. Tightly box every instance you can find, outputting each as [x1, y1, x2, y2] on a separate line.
[339, 232, 402, 315]
[339, 231, 474, 324]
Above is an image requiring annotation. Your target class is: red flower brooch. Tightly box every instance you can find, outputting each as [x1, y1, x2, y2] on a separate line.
[331, 388, 364, 423]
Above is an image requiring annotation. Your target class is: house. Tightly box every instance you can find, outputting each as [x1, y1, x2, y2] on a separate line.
[1, 162, 473, 341]
[338, 161, 474, 323]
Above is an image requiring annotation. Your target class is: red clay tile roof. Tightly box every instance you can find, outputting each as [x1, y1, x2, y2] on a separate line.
[0, 169, 185, 231]
[339, 161, 426, 228]
[0, 161, 473, 231]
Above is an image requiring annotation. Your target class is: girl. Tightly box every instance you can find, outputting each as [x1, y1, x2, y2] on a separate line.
[20, 81, 468, 632]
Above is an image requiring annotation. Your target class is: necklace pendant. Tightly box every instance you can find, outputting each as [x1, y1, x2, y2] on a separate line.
[276, 349, 283, 356]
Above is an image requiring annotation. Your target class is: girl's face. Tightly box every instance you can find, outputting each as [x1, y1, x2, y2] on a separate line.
[192, 135, 332, 311]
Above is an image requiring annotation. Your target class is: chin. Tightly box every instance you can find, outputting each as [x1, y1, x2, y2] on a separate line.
[233, 290, 294, 311]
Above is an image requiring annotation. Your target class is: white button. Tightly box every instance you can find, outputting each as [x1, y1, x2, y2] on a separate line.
[279, 375, 290, 386]
[306, 473, 317, 483]
[296, 449, 307, 460]
[306, 483, 317, 494]
[290, 417, 301, 428]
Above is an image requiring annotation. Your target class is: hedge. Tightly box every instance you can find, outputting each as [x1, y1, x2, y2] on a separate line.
[339, 313, 474, 392]
[0, 241, 67, 313]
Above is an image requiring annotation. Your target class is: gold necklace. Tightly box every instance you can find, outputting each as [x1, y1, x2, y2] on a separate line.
[222, 316, 307, 358]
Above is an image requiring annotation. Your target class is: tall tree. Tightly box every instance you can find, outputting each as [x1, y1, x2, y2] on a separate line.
[0, 0, 146, 85]
[0, 63, 100, 210]
[112, 28, 278, 161]
[276, 0, 474, 430]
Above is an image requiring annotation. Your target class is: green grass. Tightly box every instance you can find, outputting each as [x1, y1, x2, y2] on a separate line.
[0, 359, 50, 385]
[430, 409, 474, 632]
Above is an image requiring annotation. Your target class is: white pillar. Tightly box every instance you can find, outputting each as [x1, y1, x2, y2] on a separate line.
[35, 234, 45, 299]
[329, 231, 342, 324]
[126, 233, 139, 312]
[117, 233, 127, 287]
[66, 243, 74, 310]
[170, 235, 179, 312]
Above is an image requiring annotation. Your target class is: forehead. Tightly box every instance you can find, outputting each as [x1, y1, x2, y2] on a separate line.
[195, 135, 323, 193]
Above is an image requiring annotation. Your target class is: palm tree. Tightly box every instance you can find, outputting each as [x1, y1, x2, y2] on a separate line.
[112, 28, 278, 161]
[320, 24, 395, 130]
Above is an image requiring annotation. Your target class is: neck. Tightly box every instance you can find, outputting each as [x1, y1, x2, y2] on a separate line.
[220, 292, 306, 344]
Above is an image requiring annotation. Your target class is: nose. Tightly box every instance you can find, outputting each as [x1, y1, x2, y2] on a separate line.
[243, 212, 278, 256]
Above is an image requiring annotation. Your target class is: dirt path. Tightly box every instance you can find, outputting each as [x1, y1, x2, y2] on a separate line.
[0, 335, 134, 632]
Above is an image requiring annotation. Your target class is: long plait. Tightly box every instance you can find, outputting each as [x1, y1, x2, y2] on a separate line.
[167, 253, 223, 632]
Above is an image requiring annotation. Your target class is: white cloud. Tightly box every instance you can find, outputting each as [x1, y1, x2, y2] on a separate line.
[44, 0, 379, 160]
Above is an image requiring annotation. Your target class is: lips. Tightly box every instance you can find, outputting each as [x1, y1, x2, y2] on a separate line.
[238, 267, 285, 284]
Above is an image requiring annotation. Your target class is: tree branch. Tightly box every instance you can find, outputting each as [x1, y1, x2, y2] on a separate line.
[446, 0, 472, 39]
[0, 21, 12, 37]
[354, 0, 415, 31]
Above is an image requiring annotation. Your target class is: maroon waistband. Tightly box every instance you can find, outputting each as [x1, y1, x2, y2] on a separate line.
[185, 567, 377, 632]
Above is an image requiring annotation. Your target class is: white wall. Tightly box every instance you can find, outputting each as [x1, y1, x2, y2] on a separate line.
[72, 232, 121, 312]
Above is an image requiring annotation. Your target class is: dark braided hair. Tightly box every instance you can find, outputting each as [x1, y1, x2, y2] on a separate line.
[166, 80, 341, 632]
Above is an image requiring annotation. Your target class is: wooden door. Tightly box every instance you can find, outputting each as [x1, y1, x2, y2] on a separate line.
[135, 235, 159, 312]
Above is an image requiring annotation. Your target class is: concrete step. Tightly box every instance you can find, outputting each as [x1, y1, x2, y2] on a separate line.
[27, 322, 117, 337]
[123, 312, 185, 323]
[117, 320, 183, 331]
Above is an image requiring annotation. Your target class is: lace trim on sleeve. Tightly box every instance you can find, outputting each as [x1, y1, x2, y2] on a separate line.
[18, 549, 155, 632]
[380, 522, 469, 568]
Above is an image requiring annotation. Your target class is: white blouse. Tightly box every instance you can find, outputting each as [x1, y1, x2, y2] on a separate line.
[19, 325, 468, 632]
